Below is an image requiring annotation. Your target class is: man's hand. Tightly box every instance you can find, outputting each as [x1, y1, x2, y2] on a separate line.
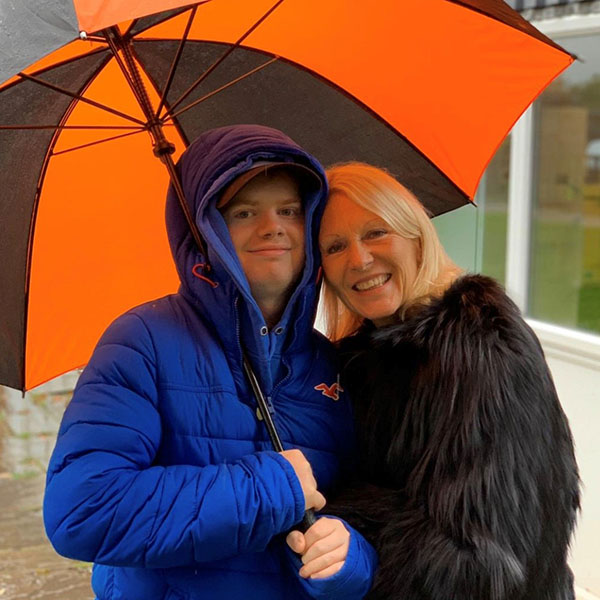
[286, 517, 350, 579]
[280, 449, 326, 512]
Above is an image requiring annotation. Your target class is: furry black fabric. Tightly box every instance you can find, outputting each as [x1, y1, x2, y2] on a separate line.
[328, 275, 580, 600]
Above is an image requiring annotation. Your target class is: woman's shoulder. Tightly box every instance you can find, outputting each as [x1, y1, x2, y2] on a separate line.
[438, 273, 517, 315]
[373, 274, 531, 351]
[430, 273, 532, 339]
[337, 273, 536, 366]
[402, 273, 520, 330]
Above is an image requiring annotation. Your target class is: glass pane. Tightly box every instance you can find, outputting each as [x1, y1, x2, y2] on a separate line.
[529, 34, 600, 334]
[479, 136, 511, 285]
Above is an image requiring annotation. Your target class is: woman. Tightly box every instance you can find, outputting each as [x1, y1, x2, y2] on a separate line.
[317, 162, 580, 600]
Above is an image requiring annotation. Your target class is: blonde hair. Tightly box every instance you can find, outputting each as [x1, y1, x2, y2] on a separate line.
[321, 162, 461, 340]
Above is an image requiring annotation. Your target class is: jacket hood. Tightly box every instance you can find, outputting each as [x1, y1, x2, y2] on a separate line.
[165, 125, 328, 391]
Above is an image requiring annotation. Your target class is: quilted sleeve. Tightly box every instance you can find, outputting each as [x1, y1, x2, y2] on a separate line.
[43, 311, 305, 567]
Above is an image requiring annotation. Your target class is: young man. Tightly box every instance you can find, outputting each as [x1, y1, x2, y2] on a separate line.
[43, 125, 376, 599]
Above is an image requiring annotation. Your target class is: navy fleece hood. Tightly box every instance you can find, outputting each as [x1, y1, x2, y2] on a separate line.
[165, 125, 328, 391]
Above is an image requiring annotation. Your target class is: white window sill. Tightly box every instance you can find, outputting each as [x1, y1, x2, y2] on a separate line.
[576, 586, 600, 600]
[533, 13, 600, 37]
[527, 318, 600, 370]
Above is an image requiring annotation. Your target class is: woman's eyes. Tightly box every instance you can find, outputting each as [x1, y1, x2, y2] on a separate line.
[324, 229, 388, 255]
[325, 241, 345, 255]
[365, 228, 387, 240]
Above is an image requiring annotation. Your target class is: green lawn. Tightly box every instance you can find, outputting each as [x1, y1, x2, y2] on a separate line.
[578, 284, 600, 333]
[481, 212, 600, 335]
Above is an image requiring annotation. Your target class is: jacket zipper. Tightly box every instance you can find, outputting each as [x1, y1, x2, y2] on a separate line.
[270, 355, 291, 413]
[270, 292, 305, 407]
[235, 296, 277, 421]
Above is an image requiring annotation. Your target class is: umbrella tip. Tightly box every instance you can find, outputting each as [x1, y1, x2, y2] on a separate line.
[79, 31, 88, 40]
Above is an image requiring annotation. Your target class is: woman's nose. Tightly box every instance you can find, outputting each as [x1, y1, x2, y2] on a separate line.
[347, 241, 373, 271]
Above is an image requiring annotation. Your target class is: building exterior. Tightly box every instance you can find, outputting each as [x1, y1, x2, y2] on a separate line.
[436, 1, 600, 596]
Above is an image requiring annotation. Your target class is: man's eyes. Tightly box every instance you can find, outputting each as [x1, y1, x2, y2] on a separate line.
[233, 210, 253, 219]
[279, 206, 303, 217]
[229, 206, 302, 219]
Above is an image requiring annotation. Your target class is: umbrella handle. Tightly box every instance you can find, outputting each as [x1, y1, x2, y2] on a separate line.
[298, 508, 317, 533]
[242, 353, 318, 531]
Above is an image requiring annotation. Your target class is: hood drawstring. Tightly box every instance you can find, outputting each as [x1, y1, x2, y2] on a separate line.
[192, 263, 219, 288]
[315, 266, 323, 285]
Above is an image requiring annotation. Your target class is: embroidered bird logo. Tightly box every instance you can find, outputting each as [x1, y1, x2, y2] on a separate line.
[314, 378, 344, 401]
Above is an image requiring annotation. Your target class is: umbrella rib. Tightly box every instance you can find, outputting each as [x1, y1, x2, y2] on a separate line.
[0, 124, 142, 130]
[18, 73, 145, 126]
[50, 128, 147, 156]
[101, 26, 209, 258]
[163, 56, 279, 122]
[154, 5, 198, 119]
[162, 0, 286, 118]
[447, 0, 574, 58]
[0, 48, 109, 96]
[102, 31, 150, 104]
[84, 35, 109, 43]
[128, 2, 212, 39]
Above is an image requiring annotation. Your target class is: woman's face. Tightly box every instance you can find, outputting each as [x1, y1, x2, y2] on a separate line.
[319, 192, 420, 326]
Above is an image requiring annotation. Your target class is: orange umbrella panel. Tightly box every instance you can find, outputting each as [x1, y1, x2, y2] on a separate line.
[0, 1, 573, 391]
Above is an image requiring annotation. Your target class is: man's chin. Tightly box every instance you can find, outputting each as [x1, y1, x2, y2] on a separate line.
[249, 274, 303, 305]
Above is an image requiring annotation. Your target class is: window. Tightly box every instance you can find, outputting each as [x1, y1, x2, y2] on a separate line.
[528, 33, 600, 334]
[479, 137, 511, 286]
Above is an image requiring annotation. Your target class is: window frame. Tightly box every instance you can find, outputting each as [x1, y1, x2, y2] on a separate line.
[505, 12, 600, 361]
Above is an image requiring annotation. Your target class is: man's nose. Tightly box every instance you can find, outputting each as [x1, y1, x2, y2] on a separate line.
[257, 212, 284, 237]
[347, 241, 373, 271]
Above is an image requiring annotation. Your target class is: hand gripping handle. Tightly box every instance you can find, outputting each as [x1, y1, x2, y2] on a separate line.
[243, 353, 318, 531]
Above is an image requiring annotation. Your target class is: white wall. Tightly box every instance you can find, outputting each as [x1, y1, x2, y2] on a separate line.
[531, 321, 600, 597]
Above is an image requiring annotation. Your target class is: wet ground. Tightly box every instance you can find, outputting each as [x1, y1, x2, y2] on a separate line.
[0, 375, 93, 599]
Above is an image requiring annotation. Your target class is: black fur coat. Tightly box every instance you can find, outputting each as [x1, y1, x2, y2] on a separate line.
[328, 275, 580, 600]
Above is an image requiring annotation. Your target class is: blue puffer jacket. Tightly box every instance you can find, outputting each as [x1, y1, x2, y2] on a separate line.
[43, 125, 377, 600]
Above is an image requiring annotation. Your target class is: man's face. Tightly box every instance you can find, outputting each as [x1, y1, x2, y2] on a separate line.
[220, 170, 305, 310]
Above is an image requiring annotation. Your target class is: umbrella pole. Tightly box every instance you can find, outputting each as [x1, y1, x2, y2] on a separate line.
[101, 31, 317, 533]
[102, 27, 207, 259]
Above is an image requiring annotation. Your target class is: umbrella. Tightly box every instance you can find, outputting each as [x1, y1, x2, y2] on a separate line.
[0, 0, 573, 393]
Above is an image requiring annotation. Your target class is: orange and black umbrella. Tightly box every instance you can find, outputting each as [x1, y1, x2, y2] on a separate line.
[0, 0, 573, 392]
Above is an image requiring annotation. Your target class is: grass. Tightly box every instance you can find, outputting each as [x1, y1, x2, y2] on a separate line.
[481, 210, 507, 284]
[481, 211, 600, 335]
[11, 470, 39, 480]
[578, 284, 600, 332]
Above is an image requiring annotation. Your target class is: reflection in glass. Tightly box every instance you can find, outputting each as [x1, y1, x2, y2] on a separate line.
[479, 137, 510, 285]
[529, 34, 600, 334]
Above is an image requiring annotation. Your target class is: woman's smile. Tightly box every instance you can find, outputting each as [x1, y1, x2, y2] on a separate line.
[351, 273, 392, 292]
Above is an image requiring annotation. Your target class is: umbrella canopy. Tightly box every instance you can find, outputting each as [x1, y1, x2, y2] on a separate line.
[0, 0, 573, 391]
